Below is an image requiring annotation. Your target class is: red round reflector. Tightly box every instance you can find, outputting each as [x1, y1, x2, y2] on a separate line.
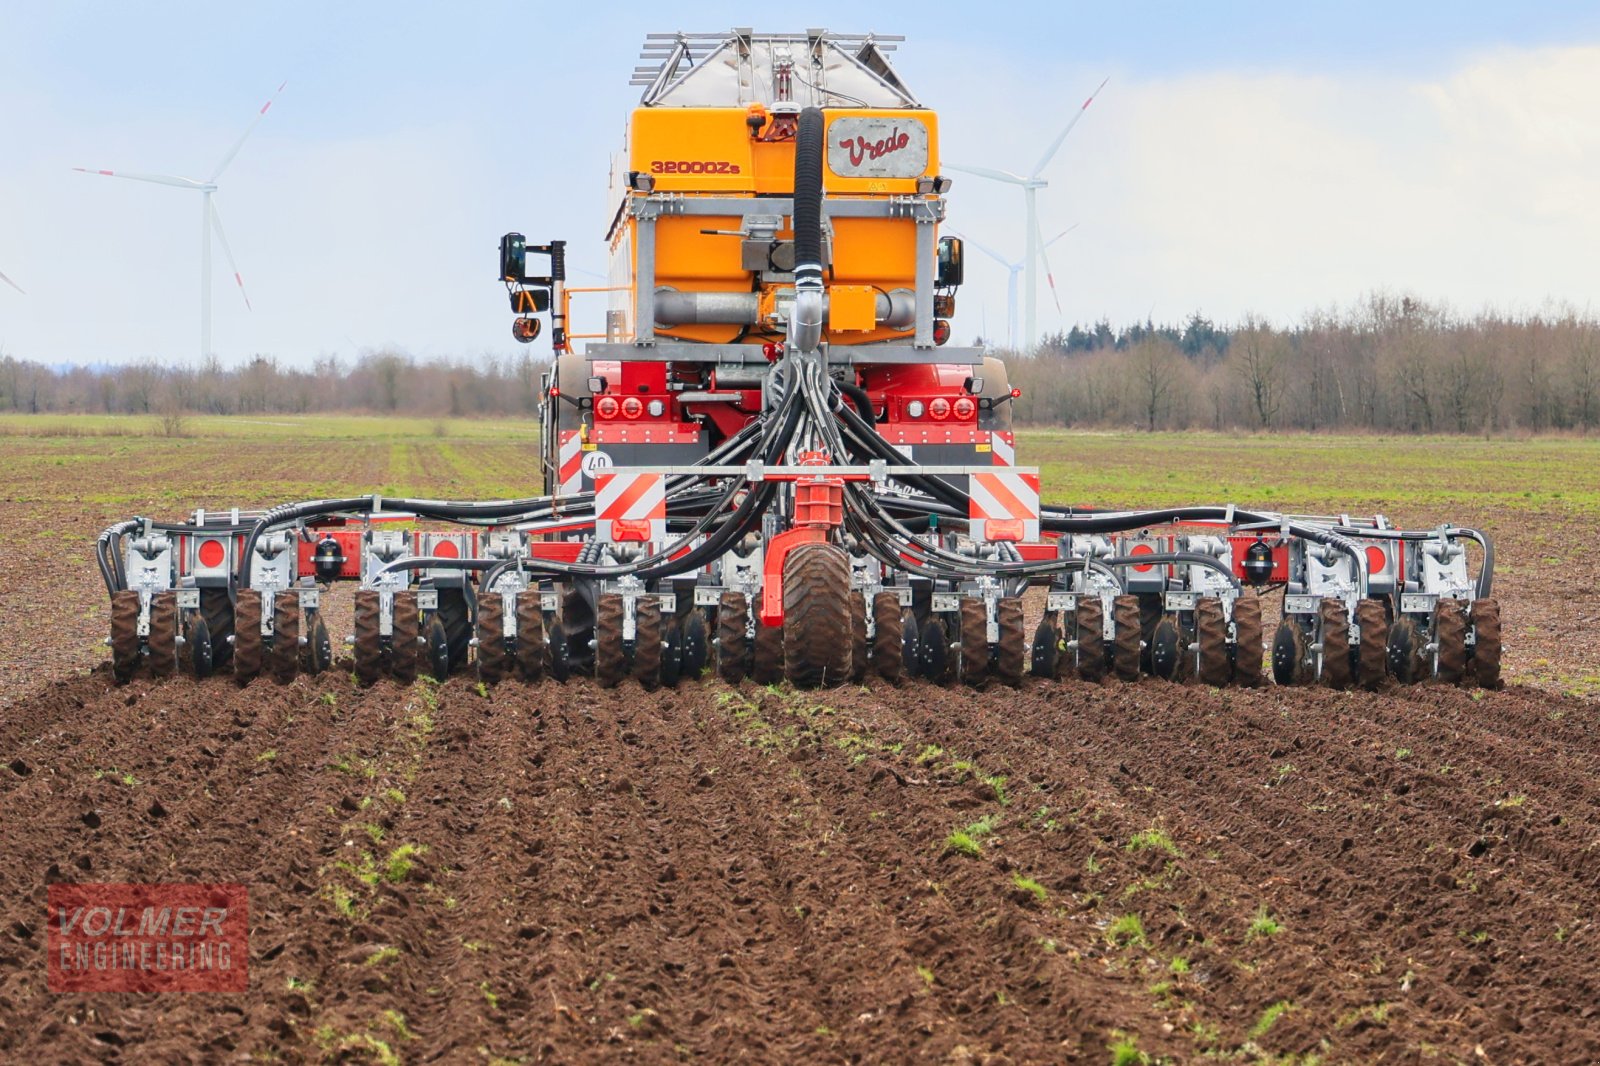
[1130, 542, 1156, 573]
[1365, 545, 1387, 575]
[928, 397, 950, 420]
[434, 539, 460, 559]
[621, 397, 643, 418]
[932, 319, 951, 346]
[953, 396, 976, 419]
[1010, 387, 1022, 399]
[197, 538, 226, 568]
[596, 395, 620, 418]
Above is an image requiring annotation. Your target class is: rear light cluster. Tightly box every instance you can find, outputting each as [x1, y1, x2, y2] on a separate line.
[595, 395, 668, 419]
[903, 396, 977, 420]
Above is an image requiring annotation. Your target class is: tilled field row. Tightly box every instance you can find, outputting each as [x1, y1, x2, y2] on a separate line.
[1, 671, 1597, 1063]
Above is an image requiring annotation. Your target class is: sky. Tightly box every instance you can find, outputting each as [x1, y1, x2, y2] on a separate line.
[3, 1, 1600, 367]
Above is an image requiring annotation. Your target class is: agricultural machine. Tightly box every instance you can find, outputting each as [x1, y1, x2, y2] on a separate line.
[95, 30, 1501, 691]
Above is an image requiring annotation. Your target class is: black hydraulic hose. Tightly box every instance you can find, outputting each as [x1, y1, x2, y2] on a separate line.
[792, 106, 825, 285]
[1100, 552, 1241, 591]
[839, 381, 875, 423]
[1327, 525, 1494, 599]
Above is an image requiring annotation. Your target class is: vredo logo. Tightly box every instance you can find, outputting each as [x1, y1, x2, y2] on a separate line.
[840, 126, 911, 168]
[827, 117, 929, 179]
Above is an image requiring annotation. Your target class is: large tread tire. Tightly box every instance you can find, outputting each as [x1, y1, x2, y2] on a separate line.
[147, 591, 178, 678]
[849, 592, 869, 684]
[959, 596, 989, 686]
[271, 591, 300, 685]
[390, 591, 419, 686]
[1148, 615, 1182, 681]
[782, 542, 852, 688]
[1356, 598, 1388, 691]
[515, 591, 546, 682]
[477, 594, 509, 685]
[234, 590, 264, 683]
[1318, 598, 1352, 690]
[110, 590, 142, 683]
[1435, 599, 1468, 685]
[680, 609, 710, 680]
[200, 588, 234, 669]
[1232, 591, 1264, 687]
[1469, 599, 1502, 690]
[1272, 618, 1313, 686]
[994, 597, 1025, 686]
[633, 598, 662, 690]
[920, 616, 954, 684]
[594, 593, 626, 689]
[353, 590, 381, 686]
[1387, 616, 1427, 685]
[752, 623, 785, 685]
[1031, 613, 1062, 680]
[871, 592, 905, 683]
[1195, 597, 1230, 687]
[1075, 598, 1106, 682]
[185, 612, 214, 679]
[1111, 594, 1142, 683]
[716, 592, 749, 684]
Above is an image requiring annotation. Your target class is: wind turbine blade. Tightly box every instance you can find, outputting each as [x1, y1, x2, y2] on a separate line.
[1044, 223, 1080, 249]
[1029, 76, 1109, 178]
[72, 167, 207, 189]
[1034, 213, 1062, 316]
[943, 163, 1028, 185]
[209, 81, 286, 182]
[0, 268, 24, 295]
[946, 230, 1012, 268]
[208, 198, 252, 311]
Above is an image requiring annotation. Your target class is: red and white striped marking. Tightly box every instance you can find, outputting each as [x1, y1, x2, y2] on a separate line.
[990, 431, 1015, 467]
[595, 470, 666, 543]
[968, 470, 1040, 542]
[557, 431, 583, 495]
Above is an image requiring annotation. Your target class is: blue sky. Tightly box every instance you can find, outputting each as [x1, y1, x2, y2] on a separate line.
[4, 2, 1600, 364]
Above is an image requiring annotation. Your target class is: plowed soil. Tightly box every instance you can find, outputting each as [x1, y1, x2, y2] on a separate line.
[3, 668, 1598, 1064]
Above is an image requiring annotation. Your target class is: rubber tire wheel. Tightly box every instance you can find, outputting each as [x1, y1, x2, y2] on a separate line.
[920, 616, 954, 683]
[186, 612, 214, 679]
[1031, 613, 1062, 679]
[872, 592, 905, 683]
[515, 590, 546, 682]
[1355, 598, 1388, 691]
[595, 593, 626, 688]
[109, 590, 141, 683]
[235, 590, 264, 683]
[752, 623, 785, 685]
[959, 596, 989, 686]
[849, 592, 869, 684]
[1435, 599, 1468, 684]
[1469, 599, 1502, 689]
[305, 613, 332, 676]
[716, 592, 749, 684]
[436, 588, 472, 676]
[425, 615, 450, 681]
[782, 542, 851, 688]
[1075, 598, 1106, 682]
[1272, 618, 1312, 686]
[353, 590, 381, 685]
[1111, 594, 1142, 682]
[1148, 615, 1182, 681]
[680, 608, 710, 680]
[633, 598, 662, 689]
[660, 614, 683, 688]
[1195, 597, 1230, 687]
[1232, 591, 1264, 688]
[994, 597, 1025, 686]
[147, 591, 178, 678]
[390, 591, 419, 685]
[271, 591, 300, 685]
[477, 594, 509, 685]
[1318, 598, 1352, 690]
[200, 588, 234, 669]
[1387, 617, 1427, 685]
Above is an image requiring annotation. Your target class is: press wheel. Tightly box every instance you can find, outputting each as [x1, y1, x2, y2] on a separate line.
[1194, 597, 1230, 687]
[1111, 594, 1142, 682]
[716, 592, 749, 684]
[871, 591, 905, 683]
[235, 589, 264, 684]
[594, 593, 626, 688]
[1318, 598, 1352, 690]
[1355, 598, 1387, 690]
[959, 595, 989, 686]
[1468, 599, 1502, 689]
[147, 590, 178, 678]
[994, 597, 1025, 686]
[1074, 597, 1106, 682]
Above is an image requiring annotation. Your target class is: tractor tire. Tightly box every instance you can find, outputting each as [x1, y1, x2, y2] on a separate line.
[1232, 591, 1264, 687]
[477, 595, 509, 685]
[633, 597, 662, 689]
[849, 592, 869, 684]
[353, 590, 381, 686]
[1469, 599, 1502, 689]
[271, 591, 300, 685]
[185, 611, 214, 679]
[515, 591, 546, 682]
[1272, 618, 1313, 686]
[1387, 616, 1427, 685]
[716, 592, 749, 684]
[1075, 597, 1106, 682]
[680, 608, 710, 680]
[201, 588, 234, 669]
[1355, 598, 1388, 691]
[390, 591, 419, 685]
[782, 542, 852, 688]
[594, 593, 626, 689]
[1031, 613, 1062, 679]
[1148, 614, 1182, 681]
[920, 616, 954, 684]
[147, 591, 178, 678]
[1435, 599, 1468, 684]
[1195, 597, 1230, 687]
[959, 595, 989, 686]
[1318, 598, 1352, 690]
[752, 623, 785, 684]
[1111, 594, 1142, 682]
[871, 593, 905, 683]
[994, 597, 1025, 686]
[235, 590, 264, 683]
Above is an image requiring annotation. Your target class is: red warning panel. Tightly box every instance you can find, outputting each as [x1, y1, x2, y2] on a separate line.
[968, 470, 1040, 542]
[595, 470, 666, 543]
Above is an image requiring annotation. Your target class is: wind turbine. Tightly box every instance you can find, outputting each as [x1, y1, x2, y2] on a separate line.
[946, 76, 1107, 351]
[74, 82, 285, 359]
[955, 226, 1076, 351]
[0, 269, 23, 295]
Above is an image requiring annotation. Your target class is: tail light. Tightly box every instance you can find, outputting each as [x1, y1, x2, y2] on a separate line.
[621, 397, 643, 419]
[906, 400, 925, 418]
[646, 399, 665, 417]
[596, 396, 620, 418]
[953, 396, 976, 419]
[933, 319, 951, 345]
[928, 397, 950, 420]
